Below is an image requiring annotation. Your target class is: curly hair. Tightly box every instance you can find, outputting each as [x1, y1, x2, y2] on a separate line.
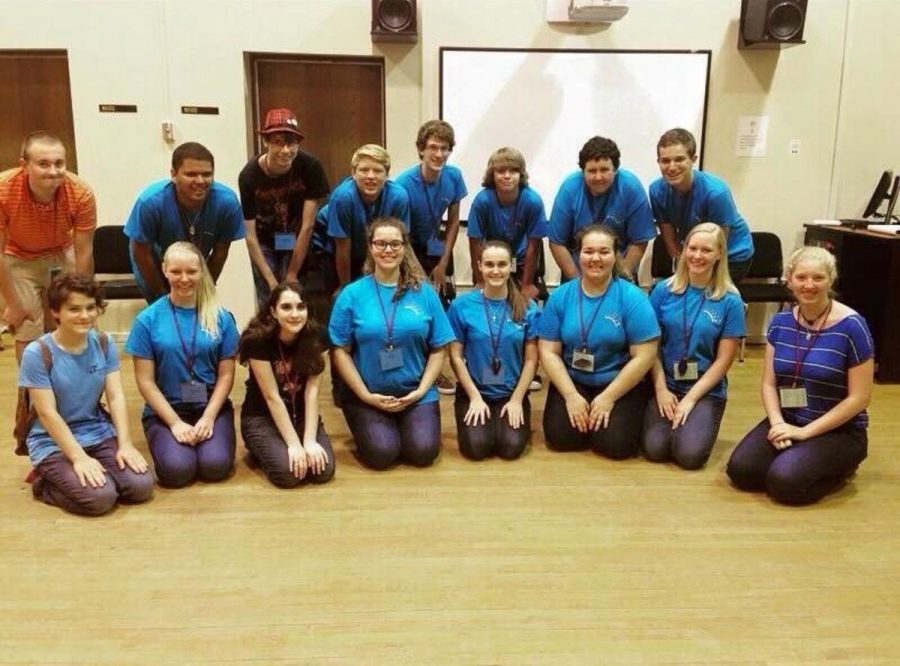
[363, 217, 427, 302]
[47, 272, 107, 315]
[239, 281, 325, 377]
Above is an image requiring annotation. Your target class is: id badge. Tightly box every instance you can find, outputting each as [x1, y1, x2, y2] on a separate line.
[426, 237, 445, 257]
[779, 387, 808, 408]
[481, 364, 506, 385]
[180, 380, 207, 403]
[274, 232, 296, 251]
[379, 347, 404, 371]
[509, 257, 517, 273]
[673, 360, 699, 381]
[571, 349, 595, 373]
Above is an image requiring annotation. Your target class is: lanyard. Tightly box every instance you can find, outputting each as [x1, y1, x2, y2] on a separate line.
[174, 188, 205, 251]
[677, 189, 694, 240]
[587, 186, 609, 225]
[264, 154, 294, 233]
[277, 341, 301, 421]
[680, 289, 707, 361]
[791, 302, 832, 387]
[577, 278, 612, 350]
[362, 192, 384, 225]
[372, 277, 400, 349]
[494, 190, 524, 246]
[168, 298, 199, 378]
[420, 170, 444, 237]
[481, 292, 508, 372]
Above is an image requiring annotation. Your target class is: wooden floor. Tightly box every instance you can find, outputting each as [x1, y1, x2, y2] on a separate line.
[1, 338, 899, 665]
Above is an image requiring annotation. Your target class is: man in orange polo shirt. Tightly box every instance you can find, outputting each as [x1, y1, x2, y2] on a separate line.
[0, 131, 96, 362]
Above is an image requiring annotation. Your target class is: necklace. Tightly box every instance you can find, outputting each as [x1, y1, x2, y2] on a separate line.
[798, 300, 832, 340]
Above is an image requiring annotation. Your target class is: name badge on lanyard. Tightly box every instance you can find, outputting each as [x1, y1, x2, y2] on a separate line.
[274, 232, 295, 251]
[509, 257, 517, 274]
[571, 280, 608, 374]
[379, 346, 404, 371]
[779, 387, 808, 408]
[673, 359, 699, 381]
[571, 348, 595, 373]
[180, 380, 207, 403]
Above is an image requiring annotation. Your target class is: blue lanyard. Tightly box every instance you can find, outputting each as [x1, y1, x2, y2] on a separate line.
[372, 277, 399, 349]
[168, 298, 199, 378]
[577, 279, 612, 350]
[680, 289, 707, 362]
[481, 292, 508, 372]
[586, 186, 609, 225]
[420, 170, 444, 236]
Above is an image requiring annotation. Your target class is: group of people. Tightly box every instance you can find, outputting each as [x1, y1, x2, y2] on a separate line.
[1, 112, 874, 517]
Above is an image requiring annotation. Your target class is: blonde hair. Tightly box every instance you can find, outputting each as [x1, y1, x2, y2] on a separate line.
[669, 223, 738, 300]
[363, 217, 426, 301]
[162, 241, 221, 337]
[351, 144, 391, 174]
[480, 240, 527, 322]
[785, 245, 838, 296]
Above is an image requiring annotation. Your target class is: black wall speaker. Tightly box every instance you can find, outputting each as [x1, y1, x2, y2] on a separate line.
[739, 0, 807, 49]
[371, 0, 417, 43]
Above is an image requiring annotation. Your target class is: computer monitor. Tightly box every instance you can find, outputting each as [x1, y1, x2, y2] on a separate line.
[862, 170, 897, 221]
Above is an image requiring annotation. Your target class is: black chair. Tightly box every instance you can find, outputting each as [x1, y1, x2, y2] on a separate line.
[650, 235, 674, 282]
[737, 231, 793, 360]
[93, 225, 144, 300]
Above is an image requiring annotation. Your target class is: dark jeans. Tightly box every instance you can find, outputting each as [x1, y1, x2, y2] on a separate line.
[726, 418, 868, 505]
[240, 413, 335, 488]
[454, 392, 531, 461]
[143, 402, 236, 488]
[34, 437, 154, 516]
[542, 380, 649, 459]
[642, 392, 727, 470]
[413, 247, 455, 309]
[340, 396, 441, 470]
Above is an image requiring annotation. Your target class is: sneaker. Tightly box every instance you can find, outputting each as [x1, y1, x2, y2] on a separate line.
[436, 372, 456, 395]
[528, 375, 544, 392]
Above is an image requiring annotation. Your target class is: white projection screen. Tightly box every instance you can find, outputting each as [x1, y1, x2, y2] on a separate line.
[440, 48, 711, 285]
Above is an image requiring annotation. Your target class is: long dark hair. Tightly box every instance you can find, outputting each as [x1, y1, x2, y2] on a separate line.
[239, 281, 325, 376]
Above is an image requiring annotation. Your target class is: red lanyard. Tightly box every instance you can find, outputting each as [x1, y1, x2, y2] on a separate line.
[791, 301, 832, 387]
[277, 341, 301, 420]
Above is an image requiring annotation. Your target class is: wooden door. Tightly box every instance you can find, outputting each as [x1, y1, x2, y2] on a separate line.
[0, 51, 77, 172]
[247, 54, 385, 191]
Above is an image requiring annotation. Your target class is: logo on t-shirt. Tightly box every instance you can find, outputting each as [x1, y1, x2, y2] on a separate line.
[702, 307, 722, 325]
[604, 313, 623, 328]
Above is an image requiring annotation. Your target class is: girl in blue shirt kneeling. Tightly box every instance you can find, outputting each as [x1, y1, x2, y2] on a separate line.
[329, 217, 456, 470]
[126, 242, 239, 488]
[642, 223, 745, 470]
[539, 224, 660, 458]
[447, 241, 540, 460]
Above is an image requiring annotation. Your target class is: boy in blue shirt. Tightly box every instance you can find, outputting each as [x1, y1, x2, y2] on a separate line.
[650, 128, 754, 282]
[548, 136, 655, 281]
[395, 120, 468, 305]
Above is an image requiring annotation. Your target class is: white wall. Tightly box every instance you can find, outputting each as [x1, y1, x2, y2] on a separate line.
[2, 0, 898, 330]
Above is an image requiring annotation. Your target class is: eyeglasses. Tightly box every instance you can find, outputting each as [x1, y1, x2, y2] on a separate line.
[372, 240, 405, 251]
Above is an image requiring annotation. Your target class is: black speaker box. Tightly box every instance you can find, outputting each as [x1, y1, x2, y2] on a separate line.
[739, 0, 807, 49]
[371, 0, 417, 43]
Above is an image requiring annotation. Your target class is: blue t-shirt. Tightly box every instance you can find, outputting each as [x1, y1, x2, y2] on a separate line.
[326, 177, 411, 279]
[123, 180, 246, 297]
[18, 331, 120, 465]
[650, 280, 746, 399]
[539, 277, 659, 387]
[395, 164, 467, 255]
[328, 276, 456, 405]
[649, 170, 753, 263]
[311, 203, 333, 255]
[125, 297, 240, 417]
[467, 186, 549, 264]
[548, 169, 656, 267]
[767, 311, 874, 429]
[447, 291, 541, 401]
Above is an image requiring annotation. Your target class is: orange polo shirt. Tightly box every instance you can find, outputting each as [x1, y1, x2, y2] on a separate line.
[0, 168, 97, 260]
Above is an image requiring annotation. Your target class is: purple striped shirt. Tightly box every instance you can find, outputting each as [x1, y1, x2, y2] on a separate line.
[768, 311, 874, 429]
